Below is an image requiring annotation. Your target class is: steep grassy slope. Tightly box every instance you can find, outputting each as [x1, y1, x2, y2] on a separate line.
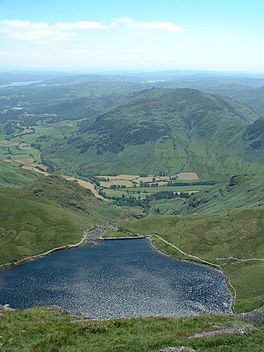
[243, 118, 264, 158]
[0, 159, 39, 187]
[150, 175, 264, 215]
[1, 308, 263, 352]
[44, 88, 262, 178]
[185, 175, 264, 214]
[0, 176, 123, 265]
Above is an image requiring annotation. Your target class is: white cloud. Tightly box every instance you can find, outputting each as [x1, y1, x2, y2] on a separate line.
[0, 20, 76, 43]
[111, 17, 184, 32]
[55, 21, 106, 31]
[0, 17, 184, 43]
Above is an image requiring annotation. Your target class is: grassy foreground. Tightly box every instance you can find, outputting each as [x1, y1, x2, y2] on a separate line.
[1, 308, 263, 352]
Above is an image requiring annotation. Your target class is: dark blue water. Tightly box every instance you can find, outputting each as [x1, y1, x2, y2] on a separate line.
[0, 239, 232, 319]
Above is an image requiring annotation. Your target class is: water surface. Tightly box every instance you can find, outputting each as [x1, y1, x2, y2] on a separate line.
[0, 239, 232, 319]
[0, 80, 42, 88]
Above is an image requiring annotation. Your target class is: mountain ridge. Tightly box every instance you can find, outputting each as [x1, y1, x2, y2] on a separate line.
[44, 87, 263, 178]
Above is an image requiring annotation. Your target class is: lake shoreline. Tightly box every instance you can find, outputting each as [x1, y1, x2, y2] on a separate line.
[0, 228, 90, 270]
[0, 227, 235, 316]
[0, 237, 233, 320]
[0, 224, 124, 270]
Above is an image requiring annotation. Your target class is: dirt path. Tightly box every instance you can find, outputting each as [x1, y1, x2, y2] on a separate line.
[62, 175, 105, 200]
[216, 256, 264, 263]
[4, 158, 105, 200]
[151, 234, 237, 312]
[152, 234, 222, 269]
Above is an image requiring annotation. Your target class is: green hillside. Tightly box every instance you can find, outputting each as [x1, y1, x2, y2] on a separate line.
[0, 176, 123, 266]
[0, 159, 39, 187]
[44, 88, 263, 178]
[150, 175, 264, 215]
[243, 118, 264, 156]
[182, 175, 264, 214]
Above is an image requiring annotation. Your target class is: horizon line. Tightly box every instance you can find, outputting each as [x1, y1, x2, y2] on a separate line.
[0, 68, 264, 76]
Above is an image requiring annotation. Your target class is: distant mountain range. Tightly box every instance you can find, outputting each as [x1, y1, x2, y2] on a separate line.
[44, 88, 264, 178]
[234, 86, 264, 114]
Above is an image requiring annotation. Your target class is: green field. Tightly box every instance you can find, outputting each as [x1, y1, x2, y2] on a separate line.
[101, 181, 218, 215]
[0, 119, 81, 177]
[103, 184, 214, 198]
[11, 120, 79, 145]
[0, 146, 41, 163]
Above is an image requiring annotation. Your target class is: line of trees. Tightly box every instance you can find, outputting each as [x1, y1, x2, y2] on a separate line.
[102, 190, 191, 212]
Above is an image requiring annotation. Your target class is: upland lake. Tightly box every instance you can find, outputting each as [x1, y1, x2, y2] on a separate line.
[0, 238, 232, 319]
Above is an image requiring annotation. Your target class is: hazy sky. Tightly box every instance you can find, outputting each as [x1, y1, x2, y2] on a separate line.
[0, 0, 263, 72]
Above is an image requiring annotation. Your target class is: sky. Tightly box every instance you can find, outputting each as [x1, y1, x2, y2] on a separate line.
[0, 0, 263, 72]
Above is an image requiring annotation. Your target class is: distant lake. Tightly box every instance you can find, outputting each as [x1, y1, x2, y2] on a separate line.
[0, 81, 42, 88]
[0, 239, 232, 319]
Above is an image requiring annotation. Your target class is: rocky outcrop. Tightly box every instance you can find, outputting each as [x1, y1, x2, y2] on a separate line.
[238, 305, 264, 327]
[160, 347, 195, 352]
[85, 224, 118, 243]
[0, 304, 14, 314]
[188, 323, 256, 339]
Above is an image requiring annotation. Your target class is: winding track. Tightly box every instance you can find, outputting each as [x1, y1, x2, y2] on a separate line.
[150, 233, 237, 312]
